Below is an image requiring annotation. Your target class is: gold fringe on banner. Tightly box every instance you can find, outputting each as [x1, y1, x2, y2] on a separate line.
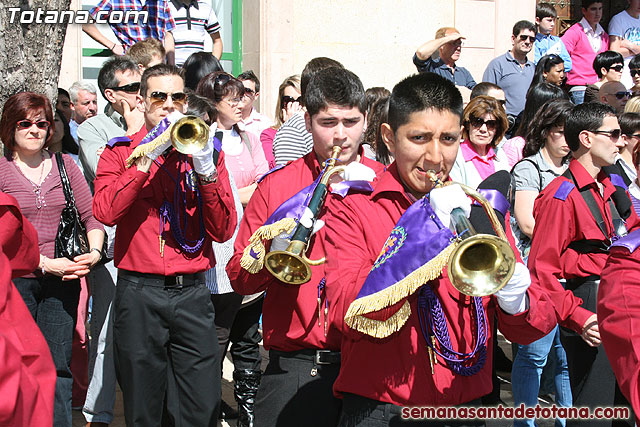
[125, 126, 172, 167]
[344, 241, 458, 338]
[240, 217, 298, 274]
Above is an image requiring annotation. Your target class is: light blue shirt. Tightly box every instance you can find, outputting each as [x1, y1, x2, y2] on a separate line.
[534, 33, 572, 72]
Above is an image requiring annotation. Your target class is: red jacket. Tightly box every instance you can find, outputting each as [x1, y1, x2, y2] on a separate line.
[528, 160, 640, 333]
[0, 192, 56, 427]
[93, 127, 237, 274]
[227, 150, 385, 351]
[323, 163, 556, 406]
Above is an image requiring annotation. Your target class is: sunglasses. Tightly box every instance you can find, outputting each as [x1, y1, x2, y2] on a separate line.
[592, 129, 621, 140]
[223, 97, 244, 108]
[16, 119, 50, 130]
[108, 82, 140, 93]
[609, 64, 624, 72]
[149, 91, 187, 105]
[281, 95, 302, 105]
[214, 73, 232, 88]
[518, 35, 536, 43]
[243, 87, 256, 96]
[469, 117, 498, 131]
[611, 91, 632, 99]
[631, 69, 640, 77]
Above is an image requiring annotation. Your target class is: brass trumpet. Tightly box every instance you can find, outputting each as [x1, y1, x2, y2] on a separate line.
[264, 146, 346, 285]
[427, 172, 516, 297]
[126, 115, 209, 166]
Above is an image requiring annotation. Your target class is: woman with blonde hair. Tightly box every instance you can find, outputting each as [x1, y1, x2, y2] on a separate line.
[449, 95, 510, 188]
[624, 95, 640, 113]
[260, 75, 301, 168]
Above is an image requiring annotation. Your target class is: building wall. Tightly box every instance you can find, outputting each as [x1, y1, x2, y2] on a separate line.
[247, 0, 536, 120]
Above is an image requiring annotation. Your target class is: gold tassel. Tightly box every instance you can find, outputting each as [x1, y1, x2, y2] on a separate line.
[240, 217, 298, 274]
[125, 126, 172, 167]
[344, 241, 458, 338]
[344, 300, 412, 339]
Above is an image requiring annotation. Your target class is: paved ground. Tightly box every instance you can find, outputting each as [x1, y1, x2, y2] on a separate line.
[72, 335, 557, 427]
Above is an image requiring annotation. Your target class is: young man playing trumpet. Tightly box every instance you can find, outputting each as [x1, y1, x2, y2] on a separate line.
[93, 64, 237, 426]
[322, 72, 557, 426]
[226, 66, 385, 426]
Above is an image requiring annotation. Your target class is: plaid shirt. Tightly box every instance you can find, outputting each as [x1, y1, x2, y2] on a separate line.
[90, 0, 175, 49]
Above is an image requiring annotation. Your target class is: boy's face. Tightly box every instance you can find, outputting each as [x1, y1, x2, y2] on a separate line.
[381, 108, 462, 199]
[536, 16, 555, 35]
[306, 103, 366, 165]
[582, 3, 603, 25]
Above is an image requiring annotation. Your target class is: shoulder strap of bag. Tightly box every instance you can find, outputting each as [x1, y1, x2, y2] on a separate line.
[562, 168, 625, 240]
[239, 129, 252, 156]
[55, 152, 76, 207]
[511, 157, 542, 191]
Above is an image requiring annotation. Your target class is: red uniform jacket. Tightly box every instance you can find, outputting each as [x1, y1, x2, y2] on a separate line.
[227, 150, 385, 351]
[0, 192, 56, 427]
[599, 241, 640, 423]
[93, 127, 237, 274]
[323, 164, 556, 406]
[528, 160, 640, 333]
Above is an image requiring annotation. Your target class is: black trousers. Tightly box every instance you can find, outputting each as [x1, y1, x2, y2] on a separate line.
[113, 273, 220, 427]
[338, 394, 485, 427]
[255, 349, 342, 427]
[229, 296, 264, 371]
[211, 291, 244, 365]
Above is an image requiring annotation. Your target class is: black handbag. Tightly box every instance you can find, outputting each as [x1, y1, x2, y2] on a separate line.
[54, 152, 89, 260]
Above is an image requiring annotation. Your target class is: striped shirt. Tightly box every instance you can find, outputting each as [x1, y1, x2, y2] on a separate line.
[168, 0, 221, 67]
[0, 153, 103, 276]
[90, 0, 175, 49]
[205, 165, 243, 294]
[272, 112, 313, 166]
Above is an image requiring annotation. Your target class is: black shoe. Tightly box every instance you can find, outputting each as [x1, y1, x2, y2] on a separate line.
[219, 399, 239, 420]
[234, 369, 261, 427]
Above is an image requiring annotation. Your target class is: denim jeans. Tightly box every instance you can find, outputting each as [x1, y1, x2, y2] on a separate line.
[13, 275, 81, 427]
[512, 325, 572, 427]
[569, 90, 585, 105]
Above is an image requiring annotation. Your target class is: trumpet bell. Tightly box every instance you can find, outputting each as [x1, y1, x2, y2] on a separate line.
[447, 234, 516, 297]
[265, 240, 312, 285]
[171, 116, 209, 155]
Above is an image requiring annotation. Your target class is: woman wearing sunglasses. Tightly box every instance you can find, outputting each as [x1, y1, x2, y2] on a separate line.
[260, 74, 302, 168]
[0, 91, 104, 426]
[584, 50, 624, 103]
[196, 71, 269, 207]
[449, 95, 510, 189]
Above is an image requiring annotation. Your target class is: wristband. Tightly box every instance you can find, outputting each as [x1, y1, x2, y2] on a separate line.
[40, 255, 48, 275]
[90, 247, 103, 262]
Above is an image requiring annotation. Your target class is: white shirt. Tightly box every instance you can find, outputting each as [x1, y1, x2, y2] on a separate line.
[579, 17, 605, 52]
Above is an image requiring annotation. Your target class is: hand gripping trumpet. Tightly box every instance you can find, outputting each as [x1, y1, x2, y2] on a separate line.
[426, 171, 516, 297]
[125, 115, 209, 167]
[264, 146, 346, 285]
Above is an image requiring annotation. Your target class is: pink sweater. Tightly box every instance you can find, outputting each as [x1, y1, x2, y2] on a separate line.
[561, 22, 609, 86]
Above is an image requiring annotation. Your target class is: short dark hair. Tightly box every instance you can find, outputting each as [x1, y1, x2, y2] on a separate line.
[387, 72, 463, 132]
[593, 51, 624, 78]
[238, 70, 260, 93]
[304, 67, 366, 118]
[522, 99, 573, 157]
[1, 91, 54, 154]
[565, 102, 616, 151]
[300, 57, 343, 103]
[619, 111, 640, 136]
[630, 54, 640, 70]
[140, 64, 183, 98]
[470, 82, 503, 99]
[182, 52, 223, 91]
[98, 56, 139, 98]
[582, 0, 602, 9]
[513, 20, 536, 37]
[195, 71, 245, 104]
[537, 2, 558, 19]
[58, 87, 70, 100]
